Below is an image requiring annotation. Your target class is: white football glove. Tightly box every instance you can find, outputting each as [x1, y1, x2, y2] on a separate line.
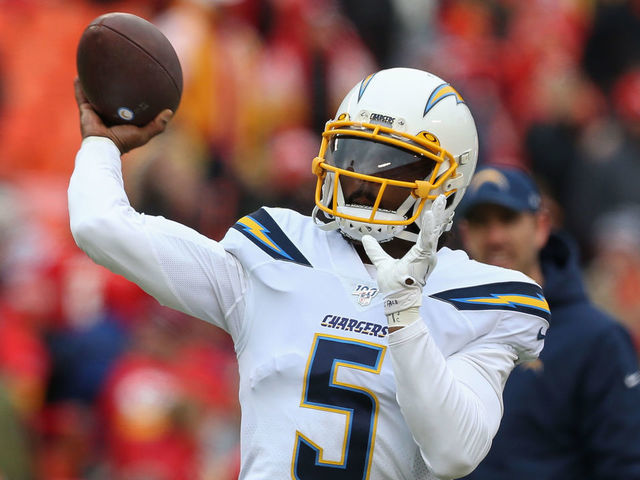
[362, 194, 452, 328]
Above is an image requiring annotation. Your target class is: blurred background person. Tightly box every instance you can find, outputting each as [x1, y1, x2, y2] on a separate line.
[457, 165, 640, 480]
[98, 303, 239, 480]
[561, 67, 640, 260]
[586, 204, 640, 353]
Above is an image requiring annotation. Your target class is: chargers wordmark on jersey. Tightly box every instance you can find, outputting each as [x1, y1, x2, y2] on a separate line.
[232, 208, 312, 266]
[431, 281, 551, 321]
[321, 314, 388, 338]
[352, 284, 379, 306]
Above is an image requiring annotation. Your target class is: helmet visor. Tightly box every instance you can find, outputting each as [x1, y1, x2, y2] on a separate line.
[325, 135, 436, 210]
[326, 135, 436, 179]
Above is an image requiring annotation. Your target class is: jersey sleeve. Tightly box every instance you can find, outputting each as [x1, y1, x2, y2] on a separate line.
[387, 266, 550, 478]
[388, 320, 515, 479]
[68, 137, 247, 339]
[431, 279, 550, 364]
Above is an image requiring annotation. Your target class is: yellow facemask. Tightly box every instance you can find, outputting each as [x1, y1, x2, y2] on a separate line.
[312, 118, 460, 227]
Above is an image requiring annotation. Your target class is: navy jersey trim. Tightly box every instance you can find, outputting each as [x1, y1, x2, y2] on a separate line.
[232, 208, 312, 267]
[431, 281, 550, 321]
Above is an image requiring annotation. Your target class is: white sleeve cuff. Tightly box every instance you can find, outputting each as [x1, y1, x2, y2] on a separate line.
[81, 135, 120, 154]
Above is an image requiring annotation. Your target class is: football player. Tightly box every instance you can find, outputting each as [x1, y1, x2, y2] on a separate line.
[69, 68, 549, 479]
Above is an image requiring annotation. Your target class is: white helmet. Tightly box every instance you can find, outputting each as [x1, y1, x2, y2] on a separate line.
[311, 67, 478, 243]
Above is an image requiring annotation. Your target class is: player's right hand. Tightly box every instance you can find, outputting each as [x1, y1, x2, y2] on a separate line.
[74, 78, 172, 154]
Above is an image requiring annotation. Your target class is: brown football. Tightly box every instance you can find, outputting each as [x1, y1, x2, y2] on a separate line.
[76, 12, 183, 126]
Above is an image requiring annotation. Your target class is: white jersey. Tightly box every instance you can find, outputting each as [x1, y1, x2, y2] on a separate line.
[68, 137, 550, 480]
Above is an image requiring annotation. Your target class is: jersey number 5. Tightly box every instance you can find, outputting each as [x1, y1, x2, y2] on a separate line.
[292, 334, 386, 480]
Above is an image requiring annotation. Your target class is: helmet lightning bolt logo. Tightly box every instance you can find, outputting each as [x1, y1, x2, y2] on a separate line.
[451, 293, 550, 313]
[236, 216, 293, 260]
[424, 83, 465, 116]
[358, 73, 376, 101]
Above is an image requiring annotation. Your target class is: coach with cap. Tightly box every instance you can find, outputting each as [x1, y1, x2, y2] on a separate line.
[458, 165, 640, 480]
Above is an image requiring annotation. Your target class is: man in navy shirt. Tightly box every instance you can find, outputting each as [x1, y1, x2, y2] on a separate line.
[458, 165, 640, 480]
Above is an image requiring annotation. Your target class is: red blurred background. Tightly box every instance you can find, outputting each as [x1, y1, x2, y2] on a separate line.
[0, 0, 640, 478]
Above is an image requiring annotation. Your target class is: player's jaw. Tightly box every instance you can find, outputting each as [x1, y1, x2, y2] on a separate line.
[341, 177, 412, 212]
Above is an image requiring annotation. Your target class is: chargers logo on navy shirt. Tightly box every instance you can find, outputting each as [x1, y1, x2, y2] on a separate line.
[431, 281, 551, 321]
[232, 208, 312, 267]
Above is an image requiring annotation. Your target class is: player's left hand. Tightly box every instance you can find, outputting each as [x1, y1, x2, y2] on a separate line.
[362, 194, 451, 329]
[74, 78, 172, 154]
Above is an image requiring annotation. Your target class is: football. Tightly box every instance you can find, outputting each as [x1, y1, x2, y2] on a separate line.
[76, 12, 183, 126]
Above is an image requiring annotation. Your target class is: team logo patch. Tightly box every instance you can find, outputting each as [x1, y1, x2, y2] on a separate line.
[424, 83, 465, 116]
[625, 371, 640, 388]
[468, 168, 509, 194]
[232, 208, 312, 266]
[431, 281, 551, 321]
[351, 284, 379, 306]
[369, 112, 395, 127]
[117, 107, 134, 121]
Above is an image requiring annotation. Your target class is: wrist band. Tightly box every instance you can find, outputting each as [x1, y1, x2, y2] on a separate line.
[386, 307, 420, 329]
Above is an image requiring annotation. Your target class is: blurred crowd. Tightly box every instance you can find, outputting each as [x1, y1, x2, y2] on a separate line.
[0, 0, 640, 478]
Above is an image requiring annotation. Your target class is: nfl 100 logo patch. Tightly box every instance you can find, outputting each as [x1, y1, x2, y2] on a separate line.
[352, 284, 379, 306]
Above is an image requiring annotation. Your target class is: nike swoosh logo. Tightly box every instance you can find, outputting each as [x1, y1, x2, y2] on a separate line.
[625, 371, 640, 388]
[537, 327, 547, 340]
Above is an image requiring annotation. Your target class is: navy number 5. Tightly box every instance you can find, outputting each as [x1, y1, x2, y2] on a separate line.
[292, 334, 386, 479]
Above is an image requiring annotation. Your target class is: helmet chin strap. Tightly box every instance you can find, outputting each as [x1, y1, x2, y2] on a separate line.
[311, 203, 454, 244]
[312, 192, 422, 243]
[311, 204, 452, 244]
[395, 229, 419, 242]
[311, 204, 407, 243]
[311, 205, 339, 231]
